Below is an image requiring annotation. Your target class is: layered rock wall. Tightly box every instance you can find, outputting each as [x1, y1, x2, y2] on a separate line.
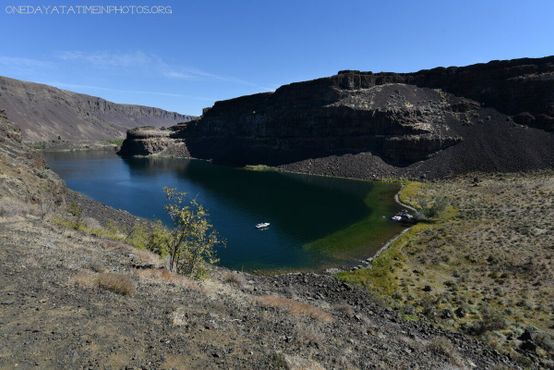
[119, 56, 554, 177]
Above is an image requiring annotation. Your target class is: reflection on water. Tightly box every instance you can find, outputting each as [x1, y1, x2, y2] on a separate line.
[45, 151, 403, 271]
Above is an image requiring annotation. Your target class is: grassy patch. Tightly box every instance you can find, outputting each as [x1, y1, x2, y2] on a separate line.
[257, 295, 333, 323]
[105, 138, 125, 147]
[397, 181, 424, 208]
[31, 141, 47, 150]
[337, 222, 431, 296]
[243, 164, 276, 172]
[53, 214, 162, 253]
[96, 272, 135, 296]
[53, 216, 126, 241]
[339, 172, 554, 363]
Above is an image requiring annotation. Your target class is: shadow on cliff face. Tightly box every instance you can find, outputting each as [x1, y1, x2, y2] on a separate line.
[173, 87, 465, 168]
[119, 56, 554, 178]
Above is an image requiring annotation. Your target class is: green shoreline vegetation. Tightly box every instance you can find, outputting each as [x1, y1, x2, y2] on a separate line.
[105, 138, 125, 147]
[243, 163, 408, 264]
[304, 182, 403, 260]
[337, 180, 452, 296]
[338, 174, 554, 365]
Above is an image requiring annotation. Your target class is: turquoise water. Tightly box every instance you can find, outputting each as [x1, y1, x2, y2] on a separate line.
[45, 151, 403, 271]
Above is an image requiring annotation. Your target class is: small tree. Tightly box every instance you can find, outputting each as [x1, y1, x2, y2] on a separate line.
[163, 187, 224, 279]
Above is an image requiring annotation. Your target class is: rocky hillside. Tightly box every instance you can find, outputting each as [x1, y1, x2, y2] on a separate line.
[0, 76, 194, 143]
[119, 56, 554, 179]
[0, 109, 516, 369]
[0, 109, 65, 210]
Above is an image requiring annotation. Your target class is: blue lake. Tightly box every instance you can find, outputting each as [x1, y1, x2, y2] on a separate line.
[45, 151, 404, 271]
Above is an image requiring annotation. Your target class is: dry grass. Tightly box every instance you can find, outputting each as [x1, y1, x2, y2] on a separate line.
[69, 271, 98, 289]
[96, 272, 135, 296]
[257, 295, 333, 323]
[294, 321, 326, 346]
[0, 196, 36, 217]
[70, 271, 135, 296]
[133, 268, 200, 291]
[131, 248, 163, 267]
[272, 352, 326, 370]
[222, 271, 247, 288]
[426, 337, 464, 368]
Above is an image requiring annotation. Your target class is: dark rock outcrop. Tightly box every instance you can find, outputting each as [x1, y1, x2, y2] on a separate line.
[118, 125, 190, 157]
[0, 76, 195, 142]
[119, 56, 554, 178]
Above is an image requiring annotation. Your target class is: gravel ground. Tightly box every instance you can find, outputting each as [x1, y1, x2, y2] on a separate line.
[0, 213, 516, 369]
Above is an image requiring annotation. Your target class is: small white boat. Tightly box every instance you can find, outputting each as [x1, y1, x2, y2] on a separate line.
[256, 222, 270, 229]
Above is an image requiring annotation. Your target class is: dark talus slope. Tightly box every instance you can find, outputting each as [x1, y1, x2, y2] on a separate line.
[119, 56, 554, 179]
[404, 56, 554, 132]
[0, 76, 195, 142]
[334, 56, 554, 132]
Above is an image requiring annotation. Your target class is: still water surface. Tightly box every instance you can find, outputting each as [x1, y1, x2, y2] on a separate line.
[45, 151, 404, 271]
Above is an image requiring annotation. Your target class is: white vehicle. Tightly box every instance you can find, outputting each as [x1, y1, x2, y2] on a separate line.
[256, 222, 270, 229]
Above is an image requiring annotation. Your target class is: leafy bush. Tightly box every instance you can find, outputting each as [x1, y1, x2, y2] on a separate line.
[55, 188, 224, 280]
[146, 220, 172, 257]
[163, 187, 224, 279]
[67, 201, 83, 229]
[125, 222, 150, 249]
[418, 196, 449, 219]
[464, 306, 507, 335]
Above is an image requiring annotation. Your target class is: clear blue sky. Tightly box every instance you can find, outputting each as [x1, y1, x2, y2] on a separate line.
[1, 0, 553, 115]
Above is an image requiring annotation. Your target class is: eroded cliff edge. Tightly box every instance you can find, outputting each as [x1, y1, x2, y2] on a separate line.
[119, 56, 554, 179]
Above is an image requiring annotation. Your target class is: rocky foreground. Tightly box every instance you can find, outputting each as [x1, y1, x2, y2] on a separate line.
[0, 101, 517, 367]
[119, 56, 554, 179]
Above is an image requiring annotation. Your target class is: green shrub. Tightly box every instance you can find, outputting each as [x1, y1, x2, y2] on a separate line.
[418, 196, 450, 219]
[125, 222, 150, 249]
[147, 220, 171, 257]
[163, 187, 225, 279]
[67, 201, 83, 229]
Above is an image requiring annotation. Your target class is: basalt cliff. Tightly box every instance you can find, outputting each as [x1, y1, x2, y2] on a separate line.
[119, 56, 554, 179]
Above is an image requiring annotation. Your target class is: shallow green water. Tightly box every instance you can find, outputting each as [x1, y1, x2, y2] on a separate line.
[45, 151, 404, 271]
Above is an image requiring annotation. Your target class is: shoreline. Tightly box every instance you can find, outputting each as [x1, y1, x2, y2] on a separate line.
[60, 153, 415, 276]
[346, 182, 418, 272]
